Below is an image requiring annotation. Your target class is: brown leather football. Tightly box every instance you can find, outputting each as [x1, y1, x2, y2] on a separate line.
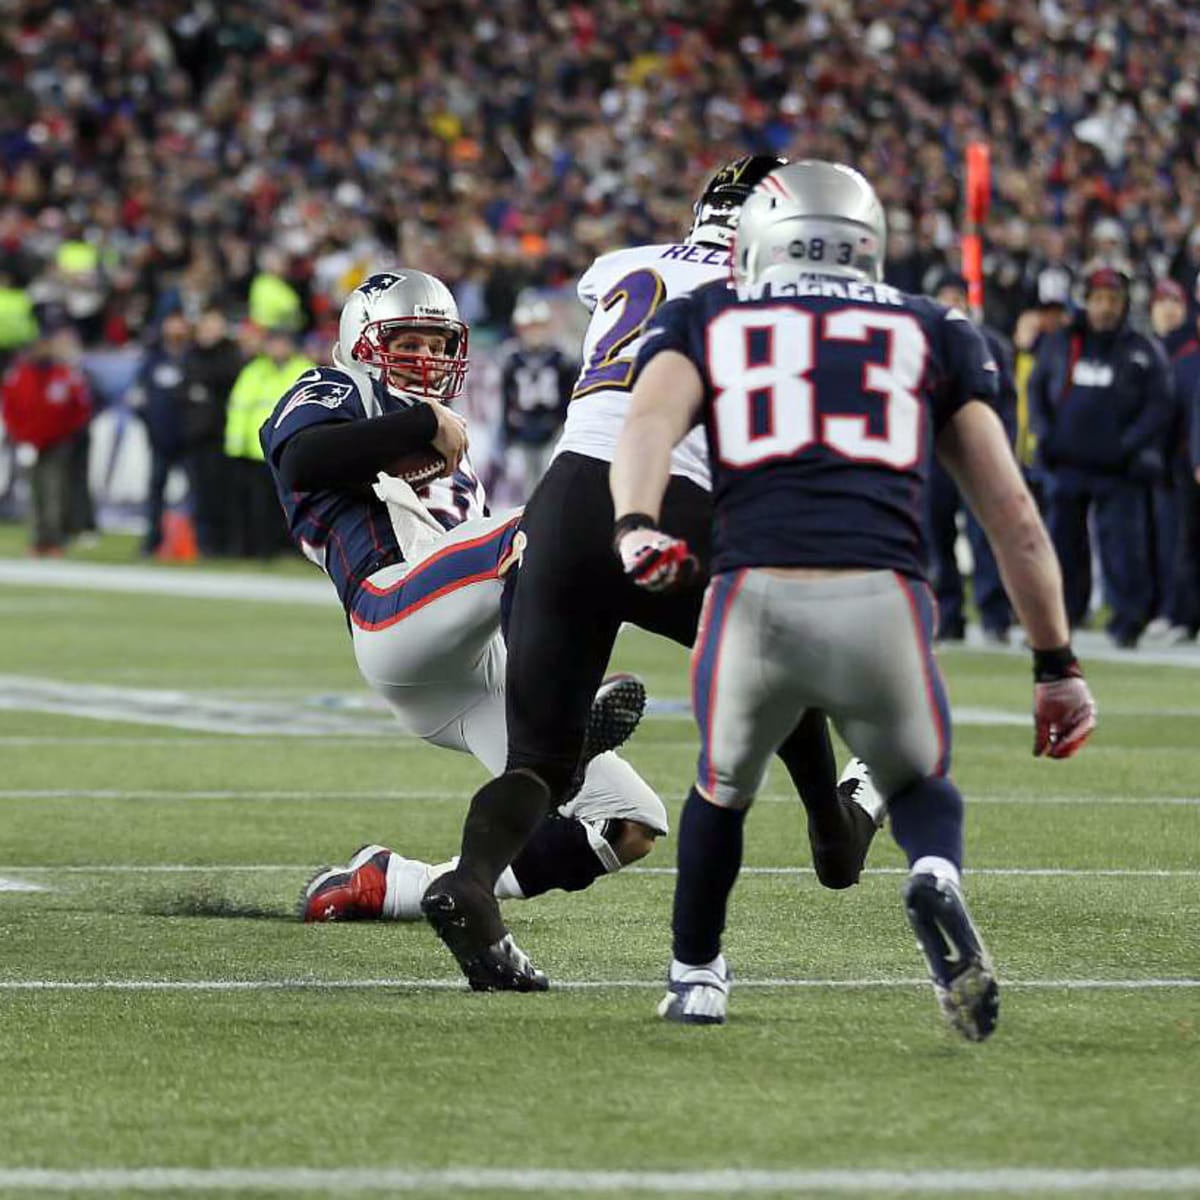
[385, 450, 447, 486]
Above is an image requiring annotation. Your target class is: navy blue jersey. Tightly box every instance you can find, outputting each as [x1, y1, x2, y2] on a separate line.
[260, 366, 486, 608]
[499, 343, 575, 444]
[635, 274, 999, 578]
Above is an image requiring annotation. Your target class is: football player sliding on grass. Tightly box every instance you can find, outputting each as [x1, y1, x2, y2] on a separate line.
[260, 271, 668, 927]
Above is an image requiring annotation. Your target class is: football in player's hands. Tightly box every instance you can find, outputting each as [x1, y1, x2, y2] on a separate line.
[384, 449, 448, 486]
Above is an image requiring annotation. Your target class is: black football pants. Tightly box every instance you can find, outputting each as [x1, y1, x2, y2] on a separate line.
[502, 451, 715, 795]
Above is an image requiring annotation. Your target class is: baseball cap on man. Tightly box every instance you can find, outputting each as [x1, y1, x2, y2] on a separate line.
[1151, 278, 1186, 304]
[931, 270, 969, 296]
[1084, 265, 1128, 294]
[1036, 267, 1071, 308]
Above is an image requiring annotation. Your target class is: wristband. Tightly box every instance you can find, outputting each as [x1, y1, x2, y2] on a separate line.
[613, 512, 659, 552]
[1032, 645, 1078, 682]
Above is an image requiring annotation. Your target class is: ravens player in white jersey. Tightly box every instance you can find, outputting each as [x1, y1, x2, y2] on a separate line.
[259, 271, 668, 931]
[421, 159, 884, 992]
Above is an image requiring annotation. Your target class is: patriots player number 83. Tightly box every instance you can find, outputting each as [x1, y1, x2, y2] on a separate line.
[710, 306, 924, 469]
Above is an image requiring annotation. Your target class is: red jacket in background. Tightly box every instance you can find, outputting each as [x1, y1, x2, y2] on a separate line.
[1, 358, 92, 450]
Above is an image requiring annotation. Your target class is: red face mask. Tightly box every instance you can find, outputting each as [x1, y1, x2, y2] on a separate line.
[353, 318, 470, 399]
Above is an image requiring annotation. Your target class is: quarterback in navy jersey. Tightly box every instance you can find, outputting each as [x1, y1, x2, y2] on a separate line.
[611, 161, 1097, 1038]
[262, 363, 487, 607]
[259, 271, 668, 967]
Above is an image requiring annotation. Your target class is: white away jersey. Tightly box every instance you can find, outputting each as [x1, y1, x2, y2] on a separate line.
[554, 242, 732, 490]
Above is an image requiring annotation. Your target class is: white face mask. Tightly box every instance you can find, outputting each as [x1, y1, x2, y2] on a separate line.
[688, 203, 739, 249]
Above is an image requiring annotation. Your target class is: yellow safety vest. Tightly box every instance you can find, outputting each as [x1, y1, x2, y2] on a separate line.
[224, 354, 314, 460]
[0, 287, 38, 351]
[56, 241, 100, 274]
[248, 273, 303, 332]
[1014, 349, 1038, 467]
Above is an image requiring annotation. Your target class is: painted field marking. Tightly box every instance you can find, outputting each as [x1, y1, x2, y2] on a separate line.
[0, 736, 408, 747]
[0, 675, 392, 739]
[0, 864, 1195, 879]
[0, 876, 46, 892]
[0, 978, 1197, 993]
[1, 1167, 1200, 1194]
[0, 788, 1197, 807]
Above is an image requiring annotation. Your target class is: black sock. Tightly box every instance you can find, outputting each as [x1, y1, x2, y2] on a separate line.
[672, 787, 747, 965]
[458, 769, 552, 893]
[775, 709, 841, 827]
[510, 815, 609, 898]
[888, 775, 964, 869]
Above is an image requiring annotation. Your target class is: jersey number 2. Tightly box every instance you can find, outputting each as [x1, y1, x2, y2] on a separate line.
[572, 268, 666, 399]
[709, 306, 925, 469]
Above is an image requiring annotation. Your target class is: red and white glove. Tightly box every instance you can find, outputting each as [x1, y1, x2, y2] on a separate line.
[1032, 648, 1097, 759]
[613, 514, 698, 593]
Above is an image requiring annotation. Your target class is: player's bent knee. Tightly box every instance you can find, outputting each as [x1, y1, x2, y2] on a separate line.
[608, 819, 659, 866]
[701, 777, 758, 812]
[563, 751, 669, 835]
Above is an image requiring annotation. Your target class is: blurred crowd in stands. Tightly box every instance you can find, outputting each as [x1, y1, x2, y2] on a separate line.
[1, 0, 1199, 645]
[6, 0, 1200, 342]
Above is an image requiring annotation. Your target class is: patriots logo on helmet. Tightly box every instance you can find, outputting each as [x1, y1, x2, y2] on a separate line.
[359, 273, 406, 299]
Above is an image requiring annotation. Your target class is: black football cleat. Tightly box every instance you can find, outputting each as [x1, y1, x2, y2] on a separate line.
[903, 872, 999, 1042]
[457, 934, 549, 994]
[421, 871, 548, 992]
[807, 758, 884, 889]
[580, 673, 647, 766]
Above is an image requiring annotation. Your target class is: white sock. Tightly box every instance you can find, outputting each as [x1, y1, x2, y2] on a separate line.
[382, 851, 527, 917]
[670, 953, 727, 982]
[382, 856, 450, 921]
[494, 865, 524, 901]
[911, 855, 961, 887]
[430, 855, 524, 902]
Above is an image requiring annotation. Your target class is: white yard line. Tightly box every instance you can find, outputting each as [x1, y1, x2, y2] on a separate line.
[0, 1168, 1199, 1194]
[0, 876, 46, 892]
[633, 866, 1200, 878]
[0, 863, 1195, 878]
[1, 1167, 1199, 1194]
[0, 788, 1197, 807]
[0, 789, 464, 801]
[0, 978, 1197, 993]
[0, 736, 407, 746]
[0, 560, 334, 605]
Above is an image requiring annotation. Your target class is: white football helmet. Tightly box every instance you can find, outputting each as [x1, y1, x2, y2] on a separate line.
[337, 270, 469, 399]
[733, 161, 887, 287]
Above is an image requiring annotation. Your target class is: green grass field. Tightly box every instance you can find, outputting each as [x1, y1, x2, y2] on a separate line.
[1, 537, 1198, 1197]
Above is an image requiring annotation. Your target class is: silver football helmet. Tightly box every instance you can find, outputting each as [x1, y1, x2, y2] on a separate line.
[732, 161, 887, 286]
[337, 270, 469, 399]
